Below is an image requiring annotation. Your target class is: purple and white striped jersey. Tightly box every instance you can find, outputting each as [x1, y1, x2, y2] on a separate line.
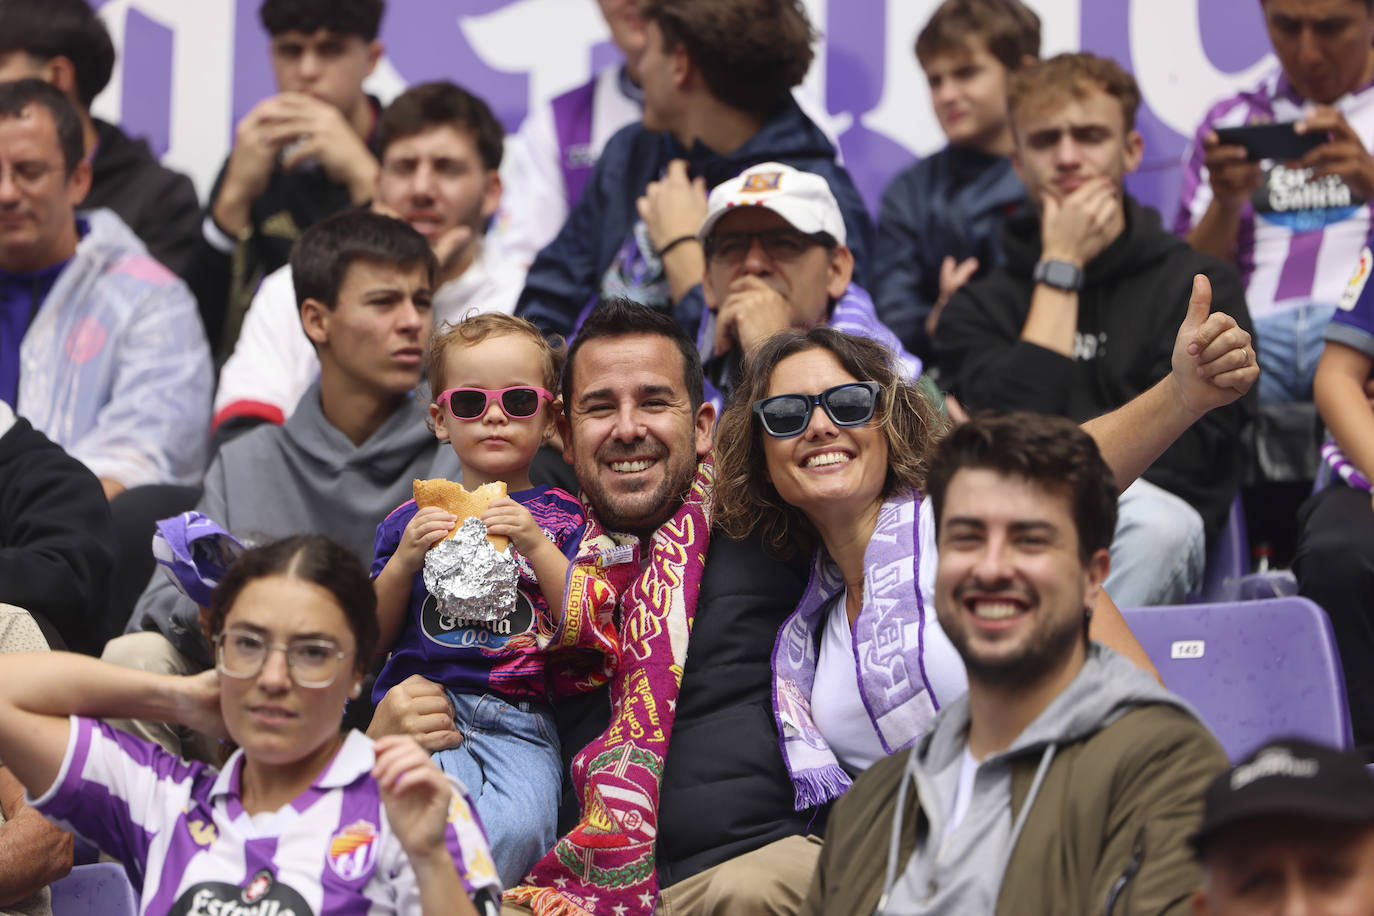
[30, 717, 500, 915]
[1330, 243, 1374, 357]
[1175, 65, 1374, 321]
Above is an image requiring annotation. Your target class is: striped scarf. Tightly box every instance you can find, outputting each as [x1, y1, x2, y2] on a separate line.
[507, 458, 713, 916]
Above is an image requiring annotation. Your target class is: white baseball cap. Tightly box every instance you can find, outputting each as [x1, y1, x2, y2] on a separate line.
[698, 162, 846, 246]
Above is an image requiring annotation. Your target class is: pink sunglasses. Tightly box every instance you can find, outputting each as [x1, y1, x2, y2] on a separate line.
[436, 386, 554, 420]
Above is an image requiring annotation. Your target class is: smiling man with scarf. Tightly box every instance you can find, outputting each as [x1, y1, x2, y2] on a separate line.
[800, 413, 1227, 916]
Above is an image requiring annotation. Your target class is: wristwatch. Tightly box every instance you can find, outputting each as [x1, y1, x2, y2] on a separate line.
[1033, 259, 1084, 292]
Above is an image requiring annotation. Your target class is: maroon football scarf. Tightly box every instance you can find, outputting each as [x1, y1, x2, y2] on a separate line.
[507, 458, 713, 916]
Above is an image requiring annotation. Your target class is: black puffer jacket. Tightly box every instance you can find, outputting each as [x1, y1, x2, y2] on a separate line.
[554, 530, 817, 888]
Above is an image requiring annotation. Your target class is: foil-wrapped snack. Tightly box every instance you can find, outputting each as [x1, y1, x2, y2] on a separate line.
[423, 516, 518, 622]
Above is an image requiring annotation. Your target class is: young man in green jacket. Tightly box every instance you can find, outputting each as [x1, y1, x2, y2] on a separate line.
[800, 412, 1228, 916]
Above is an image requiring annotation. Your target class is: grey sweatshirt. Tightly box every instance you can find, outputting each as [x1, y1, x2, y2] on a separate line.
[125, 385, 460, 666]
[882, 643, 1199, 915]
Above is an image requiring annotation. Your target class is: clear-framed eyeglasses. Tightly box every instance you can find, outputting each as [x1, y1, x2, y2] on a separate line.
[214, 627, 353, 689]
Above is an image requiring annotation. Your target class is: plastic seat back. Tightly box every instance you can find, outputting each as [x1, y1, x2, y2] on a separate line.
[1122, 597, 1352, 761]
[49, 862, 138, 916]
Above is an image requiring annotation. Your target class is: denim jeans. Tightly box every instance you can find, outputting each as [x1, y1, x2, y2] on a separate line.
[1105, 478, 1206, 607]
[1254, 304, 1337, 404]
[434, 691, 561, 887]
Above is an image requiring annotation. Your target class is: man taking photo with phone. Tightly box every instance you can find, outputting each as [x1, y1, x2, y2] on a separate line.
[1176, 0, 1374, 404]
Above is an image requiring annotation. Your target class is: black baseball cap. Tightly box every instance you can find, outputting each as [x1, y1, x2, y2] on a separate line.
[1191, 738, 1374, 858]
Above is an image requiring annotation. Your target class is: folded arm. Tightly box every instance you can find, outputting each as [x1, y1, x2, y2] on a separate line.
[0, 653, 222, 799]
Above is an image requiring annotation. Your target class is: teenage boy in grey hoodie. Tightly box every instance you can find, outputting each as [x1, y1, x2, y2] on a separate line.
[102, 209, 458, 762]
[800, 412, 1227, 916]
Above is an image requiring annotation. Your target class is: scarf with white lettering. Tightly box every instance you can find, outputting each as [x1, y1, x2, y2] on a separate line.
[772, 493, 940, 809]
[506, 458, 713, 916]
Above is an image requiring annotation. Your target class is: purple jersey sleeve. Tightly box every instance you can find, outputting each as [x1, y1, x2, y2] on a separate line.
[1329, 244, 1374, 359]
[519, 486, 586, 560]
[371, 500, 418, 580]
[29, 716, 213, 888]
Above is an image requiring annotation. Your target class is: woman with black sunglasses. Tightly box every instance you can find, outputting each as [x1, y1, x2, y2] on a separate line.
[0, 536, 500, 915]
[713, 328, 1155, 808]
[713, 328, 965, 807]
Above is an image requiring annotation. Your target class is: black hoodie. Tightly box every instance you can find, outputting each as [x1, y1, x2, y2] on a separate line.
[0, 414, 114, 653]
[934, 196, 1255, 542]
[85, 118, 200, 276]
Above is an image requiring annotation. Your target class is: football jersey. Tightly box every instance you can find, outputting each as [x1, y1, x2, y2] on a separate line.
[371, 485, 586, 706]
[1176, 65, 1374, 320]
[31, 718, 500, 915]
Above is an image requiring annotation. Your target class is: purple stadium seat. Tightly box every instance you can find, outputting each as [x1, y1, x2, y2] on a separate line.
[1121, 597, 1352, 762]
[49, 862, 137, 916]
[1196, 496, 1248, 602]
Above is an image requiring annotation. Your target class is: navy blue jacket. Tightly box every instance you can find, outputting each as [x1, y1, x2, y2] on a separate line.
[874, 145, 1028, 361]
[516, 97, 874, 339]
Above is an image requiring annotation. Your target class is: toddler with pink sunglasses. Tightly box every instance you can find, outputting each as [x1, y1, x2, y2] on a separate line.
[370, 313, 585, 887]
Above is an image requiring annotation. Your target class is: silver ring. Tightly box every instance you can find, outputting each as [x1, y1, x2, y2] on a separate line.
[1244, 347, 1251, 364]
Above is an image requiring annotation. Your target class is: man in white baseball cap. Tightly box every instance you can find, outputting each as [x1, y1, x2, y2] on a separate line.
[698, 161, 916, 396]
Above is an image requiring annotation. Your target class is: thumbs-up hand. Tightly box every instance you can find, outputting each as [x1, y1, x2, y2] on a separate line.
[1170, 273, 1258, 414]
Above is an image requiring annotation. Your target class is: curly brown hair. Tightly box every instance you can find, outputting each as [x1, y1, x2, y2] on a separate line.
[713, 329, 947, 558]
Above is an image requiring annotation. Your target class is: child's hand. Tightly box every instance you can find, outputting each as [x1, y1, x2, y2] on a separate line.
[395, 507, 457, 574]
[481, 497, 547, 557]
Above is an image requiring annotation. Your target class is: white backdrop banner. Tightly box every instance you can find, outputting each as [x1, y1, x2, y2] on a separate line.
[89, 0, 1275, 216]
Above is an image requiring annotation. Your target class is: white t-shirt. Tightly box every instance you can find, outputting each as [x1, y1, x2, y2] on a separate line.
[940, 747, 980, 845]
[813, 588, 888, 772]
[810, 498, 967, 771]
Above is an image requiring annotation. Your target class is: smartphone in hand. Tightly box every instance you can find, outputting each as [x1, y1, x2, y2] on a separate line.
[1214, 122, 1324, 161]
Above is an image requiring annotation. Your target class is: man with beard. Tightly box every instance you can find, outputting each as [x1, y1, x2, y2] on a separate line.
[798, 412, 1228, 916]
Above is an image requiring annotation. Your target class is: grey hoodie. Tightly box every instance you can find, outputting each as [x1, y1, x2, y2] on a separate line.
[880, 643, 1200, 915]
[125, 384, 460, 666]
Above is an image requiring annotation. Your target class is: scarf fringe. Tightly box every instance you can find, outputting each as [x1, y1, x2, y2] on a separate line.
[792, 763, 853, 810]
[503, 886, 598, 916]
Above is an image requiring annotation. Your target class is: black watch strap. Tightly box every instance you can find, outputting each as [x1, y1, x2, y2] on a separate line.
[1033, 259, 1083, 292]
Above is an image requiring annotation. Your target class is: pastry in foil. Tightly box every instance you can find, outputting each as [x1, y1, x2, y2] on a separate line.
[413, 477, 509, 551]
[422, 516, 518, 622]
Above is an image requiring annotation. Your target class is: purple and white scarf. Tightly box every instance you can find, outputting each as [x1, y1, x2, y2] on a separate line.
[1321, 440, 1373, 492]
[771, 493, 940, 809]
[152, 511, 246, 607]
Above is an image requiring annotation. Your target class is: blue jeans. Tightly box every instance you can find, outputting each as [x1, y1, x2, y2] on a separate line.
[433, 691, 561, 887]
[1254, 304, 1336, 403]
[1105, 478, 1205, 607]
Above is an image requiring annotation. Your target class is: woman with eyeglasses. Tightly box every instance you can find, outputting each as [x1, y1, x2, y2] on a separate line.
[0, 535, 500, 916]
[712, 327, 1157, 808]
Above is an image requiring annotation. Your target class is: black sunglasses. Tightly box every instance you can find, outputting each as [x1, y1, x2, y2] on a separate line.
[752, 381, 881, 438]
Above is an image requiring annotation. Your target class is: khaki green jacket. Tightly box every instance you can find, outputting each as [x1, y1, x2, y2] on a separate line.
[800, 703, 1226, 916]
